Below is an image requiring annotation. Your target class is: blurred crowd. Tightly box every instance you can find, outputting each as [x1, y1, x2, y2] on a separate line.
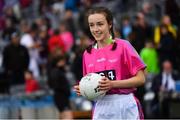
[0, 0, 180, 119]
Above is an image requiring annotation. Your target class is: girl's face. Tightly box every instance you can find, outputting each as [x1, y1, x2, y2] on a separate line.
[88, 13, 111, 42]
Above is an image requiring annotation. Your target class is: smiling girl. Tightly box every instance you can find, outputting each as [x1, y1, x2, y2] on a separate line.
[74, 7, 146, 119]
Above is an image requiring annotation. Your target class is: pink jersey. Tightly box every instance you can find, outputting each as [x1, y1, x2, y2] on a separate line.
[83, 39, 146, 94]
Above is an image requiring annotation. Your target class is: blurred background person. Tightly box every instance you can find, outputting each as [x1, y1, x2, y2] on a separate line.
[140, 40, 160, 93]
[140, 40, 160, 75]
[71, 34, 90, 82]
[151, 60, 180, 118]
[48, 29, 65, 55]
[132, 12, 153, 53]
[154, 15, 177, 48]
[157, 24, 176, 66]
[24, 70, 40, 94]
[47, 55, 73, 119]
[20, 23, 40, 80]
[1, 17, 17, 42]
[2, 32, 29, 88]
[164, 0, 180, 27]
[120, 15, 132, 40]
[58, 21, 75, 54]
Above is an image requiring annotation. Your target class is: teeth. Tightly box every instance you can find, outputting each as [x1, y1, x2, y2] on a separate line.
[95, 33, 101, 36]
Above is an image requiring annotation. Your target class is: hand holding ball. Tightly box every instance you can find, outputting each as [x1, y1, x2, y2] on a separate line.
[79, 73, 107, 100]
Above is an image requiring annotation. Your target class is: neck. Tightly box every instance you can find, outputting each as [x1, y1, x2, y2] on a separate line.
[97, 35, 113, 48]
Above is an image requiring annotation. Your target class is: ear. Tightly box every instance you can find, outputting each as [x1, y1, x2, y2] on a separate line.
[108, 20, 113, 30]
[109, 23, 112, 29]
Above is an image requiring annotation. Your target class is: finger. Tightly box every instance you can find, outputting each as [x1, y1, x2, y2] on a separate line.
[73, 89, 79, 93]
[74, 85, 79, 88]
[73, 86, 81, 95]
[74, 85, 79, 90]
[99, 83, 108, 87]
[99, 86, 110, 91]
[101, 76, 107, 81]
[74, 89, 81, 95]
[99, 81, 105, 85]
[99, 80, 108, 84]
[77, 92, 81, 96]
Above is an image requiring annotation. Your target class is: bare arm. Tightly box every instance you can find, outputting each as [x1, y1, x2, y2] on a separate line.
[99, 70, 145, 91]
[74, 70, 145, 95]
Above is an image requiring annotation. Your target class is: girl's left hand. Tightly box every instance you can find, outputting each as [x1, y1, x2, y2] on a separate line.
[98, 76, 113, 91]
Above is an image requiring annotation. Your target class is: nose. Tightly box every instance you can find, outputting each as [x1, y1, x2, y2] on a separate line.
[93, 25, 100, 32]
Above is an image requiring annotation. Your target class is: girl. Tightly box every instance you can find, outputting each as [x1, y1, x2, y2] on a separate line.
[74, 7, 146, 119]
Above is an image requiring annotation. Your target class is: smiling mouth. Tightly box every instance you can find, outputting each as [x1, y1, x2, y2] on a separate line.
[94, 33, 101, 37]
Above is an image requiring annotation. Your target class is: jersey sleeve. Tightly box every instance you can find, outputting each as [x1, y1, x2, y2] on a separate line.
[123, 41, 146, 76]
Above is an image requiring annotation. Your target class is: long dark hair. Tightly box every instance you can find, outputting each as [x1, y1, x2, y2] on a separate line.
[86, 7, 117, 53]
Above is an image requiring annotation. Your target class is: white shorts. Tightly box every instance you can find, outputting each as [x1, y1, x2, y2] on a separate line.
[92, 93, 144, 120]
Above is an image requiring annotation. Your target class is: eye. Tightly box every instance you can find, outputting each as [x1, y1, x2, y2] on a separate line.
[97, 22, 104, 26]
[89, 23, 94, 27]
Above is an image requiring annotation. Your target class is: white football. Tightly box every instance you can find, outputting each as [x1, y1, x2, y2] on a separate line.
[79, 73, 106, 101]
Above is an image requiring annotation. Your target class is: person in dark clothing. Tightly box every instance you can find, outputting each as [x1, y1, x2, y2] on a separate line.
[165, 0, 180, 26]
[151, 60, 179, 118]
[2, 18, 17, 42]
[48, 55, 73, 119]
[158, 24, 176, 66]
[2, 32, 30, 86]
[132, 12, 153, 53]
[71, 35, 90, 82]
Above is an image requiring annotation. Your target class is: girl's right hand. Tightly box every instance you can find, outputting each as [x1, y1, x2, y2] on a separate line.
[73, 85, 81, 96]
